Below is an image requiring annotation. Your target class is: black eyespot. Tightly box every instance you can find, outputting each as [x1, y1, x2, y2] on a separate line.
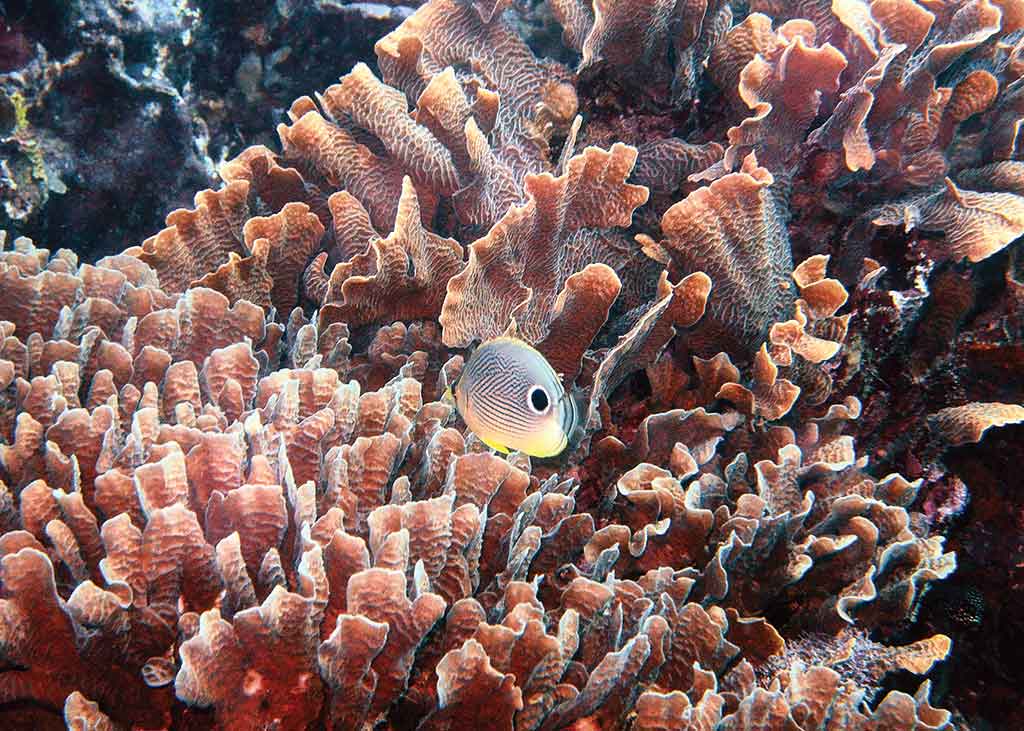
[528, 385, 550, 414]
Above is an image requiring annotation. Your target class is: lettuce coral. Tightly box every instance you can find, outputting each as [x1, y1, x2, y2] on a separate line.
[2, 0, 1023, 729]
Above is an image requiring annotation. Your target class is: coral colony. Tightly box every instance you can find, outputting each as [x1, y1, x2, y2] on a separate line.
[1, 0, 1023, 729]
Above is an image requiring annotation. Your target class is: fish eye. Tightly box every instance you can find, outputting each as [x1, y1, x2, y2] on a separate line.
[527, 385, 550, 414]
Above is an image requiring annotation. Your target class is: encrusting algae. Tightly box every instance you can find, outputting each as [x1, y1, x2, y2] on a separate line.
[1, 0, 1023, 729]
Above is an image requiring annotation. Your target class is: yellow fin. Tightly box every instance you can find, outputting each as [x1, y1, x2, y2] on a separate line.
[519, 431, 568, 459]
[480, 435, 511, 454]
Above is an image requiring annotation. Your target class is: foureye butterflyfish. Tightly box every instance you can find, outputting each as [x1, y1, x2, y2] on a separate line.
[449, 337, 581, 458]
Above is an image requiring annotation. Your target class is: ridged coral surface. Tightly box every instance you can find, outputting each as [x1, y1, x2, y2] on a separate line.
[1, 0, 1023, 729]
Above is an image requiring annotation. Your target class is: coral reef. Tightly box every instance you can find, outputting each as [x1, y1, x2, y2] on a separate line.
[0, 0, 422, 261]
[1, 0, 1023, 729]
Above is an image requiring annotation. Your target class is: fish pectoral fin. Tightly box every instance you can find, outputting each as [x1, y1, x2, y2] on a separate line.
[480, 435, 511, 454]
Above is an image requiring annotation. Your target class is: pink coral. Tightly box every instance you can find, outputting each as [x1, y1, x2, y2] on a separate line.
[9, 0, 1024, 727]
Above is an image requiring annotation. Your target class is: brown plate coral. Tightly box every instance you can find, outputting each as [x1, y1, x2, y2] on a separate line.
[2, 0, 1023, 729]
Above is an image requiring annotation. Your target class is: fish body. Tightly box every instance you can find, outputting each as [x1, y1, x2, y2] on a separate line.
[452, 337, 580, 458]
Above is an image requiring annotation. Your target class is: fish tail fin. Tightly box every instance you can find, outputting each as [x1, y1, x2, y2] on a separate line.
[565, 386, 589, 450]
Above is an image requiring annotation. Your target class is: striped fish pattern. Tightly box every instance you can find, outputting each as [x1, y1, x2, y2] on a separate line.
[452, 337, 579, 458]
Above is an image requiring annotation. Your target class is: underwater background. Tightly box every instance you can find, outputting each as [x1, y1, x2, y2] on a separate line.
[1, 0, 1022, 729]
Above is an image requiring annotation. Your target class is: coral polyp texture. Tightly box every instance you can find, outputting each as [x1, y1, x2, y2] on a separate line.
[1, 0, 1023, 729]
